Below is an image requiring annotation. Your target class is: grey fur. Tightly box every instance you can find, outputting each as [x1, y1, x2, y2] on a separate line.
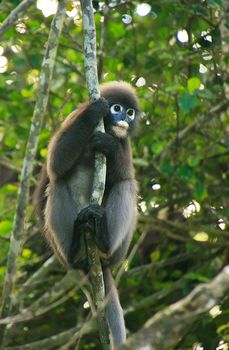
[103, 267, 126, 346]
[104, 180, 137, 257]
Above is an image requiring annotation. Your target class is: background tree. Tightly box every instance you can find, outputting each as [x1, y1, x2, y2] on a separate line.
[0, 0, 228, 349]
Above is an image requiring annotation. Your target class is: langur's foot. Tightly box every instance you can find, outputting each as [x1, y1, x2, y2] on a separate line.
[75, 204, 109, 254]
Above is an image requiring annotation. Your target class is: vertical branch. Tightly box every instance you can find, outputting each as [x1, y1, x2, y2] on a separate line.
[80, 0, 111, 348]
[0, 1, 67, 347]
[98, 2, 109, 81]
[81, 0, 100, 101]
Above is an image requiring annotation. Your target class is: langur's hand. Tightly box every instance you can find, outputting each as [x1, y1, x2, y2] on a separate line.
[90, 131, 117, 156]
[89, 97, 109, 117]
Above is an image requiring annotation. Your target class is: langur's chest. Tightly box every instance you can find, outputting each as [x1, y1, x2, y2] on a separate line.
[67, 149, 95, 210]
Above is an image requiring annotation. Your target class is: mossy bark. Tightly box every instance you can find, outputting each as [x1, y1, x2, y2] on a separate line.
[81, 0, 111, 348]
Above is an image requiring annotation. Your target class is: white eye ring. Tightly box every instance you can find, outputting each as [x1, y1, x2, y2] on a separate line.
[127, 108, 135, 120]
[110, 104, 123, 114]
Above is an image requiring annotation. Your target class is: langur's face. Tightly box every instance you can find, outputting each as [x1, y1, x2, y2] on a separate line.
[100, 81, 141, 138]
[108, 103, 136, 138]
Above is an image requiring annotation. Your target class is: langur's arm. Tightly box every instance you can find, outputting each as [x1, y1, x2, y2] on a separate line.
[89, 132, 137, 253]
[47, 98, 108, 181]
[91, 132, 134, 182]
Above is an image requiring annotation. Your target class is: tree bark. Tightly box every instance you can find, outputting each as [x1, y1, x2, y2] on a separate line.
[80, 0, 111, 348]
[119, 265, 229, 350]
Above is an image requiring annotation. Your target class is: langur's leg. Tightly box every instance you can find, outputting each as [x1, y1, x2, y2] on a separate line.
[73, 204, 109, 254]
[74, 180, 137, 257]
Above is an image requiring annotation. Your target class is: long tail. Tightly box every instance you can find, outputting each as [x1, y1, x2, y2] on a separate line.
[102, 266, 126, 347]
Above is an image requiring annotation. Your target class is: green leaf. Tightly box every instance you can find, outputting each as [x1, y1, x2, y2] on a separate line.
[194, 181, 208, 201]
[176, 164, 193, 181]
[40, 148, 47, 158]
[4, 135, 17, 148]
[178, 93, 198, 113]
[158, 27, 169, 40]
[150, 250, 161, 262]
[187, 156, 200, 167]
[0, 221, 12, 236]
[161, 162, 173, 175]
[166, 85, 185, 93]
[187, 77, 201, 94]
[185, 272, 209, 282]
[206, 0, 224, 7]
[22, 248, 33, 259]
[151, 142, 164, 155]
[66, 1, 74, 11]
[21, 88, 34, 98]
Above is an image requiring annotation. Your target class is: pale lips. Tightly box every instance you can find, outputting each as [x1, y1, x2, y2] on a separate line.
[116, 120, 129, 130]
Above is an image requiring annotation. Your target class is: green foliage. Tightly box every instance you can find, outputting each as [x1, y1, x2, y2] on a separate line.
[0, 0, 228, 349]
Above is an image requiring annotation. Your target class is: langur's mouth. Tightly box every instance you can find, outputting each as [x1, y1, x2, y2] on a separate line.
[116, 121, 129, 129]
[112, 121, 129, 138]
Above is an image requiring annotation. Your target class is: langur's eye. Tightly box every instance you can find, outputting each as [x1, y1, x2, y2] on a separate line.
[110, 104, 123, 114]
[126, 108, 135, 120]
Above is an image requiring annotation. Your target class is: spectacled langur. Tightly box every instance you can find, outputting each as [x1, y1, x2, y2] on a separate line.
[35, 81, 140, 347]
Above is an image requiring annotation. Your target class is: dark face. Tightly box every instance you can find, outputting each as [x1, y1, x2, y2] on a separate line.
[106, 102, 137, 138]
[100, 81, 140, 138]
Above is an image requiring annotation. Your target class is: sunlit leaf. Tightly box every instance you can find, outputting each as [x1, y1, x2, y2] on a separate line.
[0, 221, 12, 236]
[4, 135, 17, 148]
[21, 88, 34, 98]
[151, 142, 164, 155]
[40, 148, 47, 158]
[187, 156, 200, 167]
[187, 77, 201, 94]
[150, 250, 161, 262]
[22, 248, 33, 259]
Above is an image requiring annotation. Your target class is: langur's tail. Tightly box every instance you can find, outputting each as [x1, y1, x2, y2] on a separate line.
[102, 266, 126, 347]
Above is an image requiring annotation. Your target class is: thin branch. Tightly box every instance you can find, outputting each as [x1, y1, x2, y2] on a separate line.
[119, 265, 229, 350]
[98, 2, 109, 81]
[5, 265, 220, 349]
[0, 157, 21, 173]
[0, 0, 34, 38]
[0, 1, 67, 347]
[116, 231, 147, 285]
[125, 278, 186, 316]
[80, 0, 111, 348]
[1, 288, 77, 326]
[18, 256, 57, 295]
[59, 312, 91, 350]
[127, 250, 214, 277]
[158, 100, 229, 161]
[0, 271, 86, 325]
[5, 323, 96, 350]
